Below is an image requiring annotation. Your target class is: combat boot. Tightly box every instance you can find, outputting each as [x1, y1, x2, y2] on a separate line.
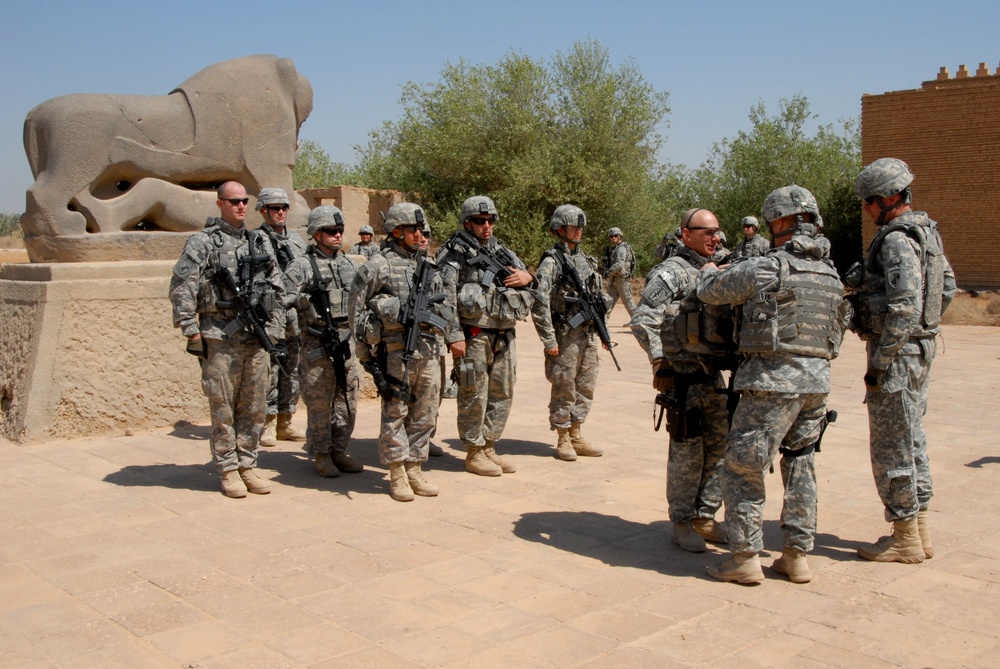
[673, 521, 707, 553]
[772, 547, 812, 583]
[220, 470, 247, 498]
[857, 517, 924, 564]
[314, 453, 340, 478]
[332, 452, 364, 474]
[466, 445, 503, 476]
[918, 510, 934, 558]
[569, 423, 603, 457]
[484, 440, 516, 473]
[692, 517, 727, 544]
[556, 428, 577, 461]
[707, 553, 764, 584]
[276, 413, 306, 442]
[238, 468, 271, 495]
[261, 415, 277, 447]
[405, 462, 439, 497]
[389, 463, 414, 502]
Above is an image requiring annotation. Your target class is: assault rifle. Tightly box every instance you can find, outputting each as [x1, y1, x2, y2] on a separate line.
[362, 359, 414, 404]
[553, 248, 621, 371]
[449, 229, 519, 287]
[216, 246, 287, 375]
[304, 254, 353, 418]
[399, 253, 449, 389]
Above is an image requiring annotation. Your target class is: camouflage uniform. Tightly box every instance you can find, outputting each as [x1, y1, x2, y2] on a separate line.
[630, 245, 729, 527]
[259, 221, 308, 417]
[697, 233, 845, 557]
[735, 233, 770, 259]
[438, 234, 533, 448]
[532, 240, 605, 430]
[851, 210, 955, 522]
[602, 235, 637, 317]
[169, 217, 285, 474]
[284, 245, 359, 459]
[348, 240, 380, 260]
[349, 238, 460, 465]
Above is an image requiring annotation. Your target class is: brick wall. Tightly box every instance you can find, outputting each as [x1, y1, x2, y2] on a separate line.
[861, 62, 1000, 290]
[298, 186, 404, 248]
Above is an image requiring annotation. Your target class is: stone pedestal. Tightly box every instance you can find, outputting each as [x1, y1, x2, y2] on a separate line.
[0, 262, 204, 442]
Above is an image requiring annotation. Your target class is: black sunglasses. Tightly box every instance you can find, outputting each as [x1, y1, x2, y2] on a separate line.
[265, 204, 289, 212]
[223, 198, 249, 206]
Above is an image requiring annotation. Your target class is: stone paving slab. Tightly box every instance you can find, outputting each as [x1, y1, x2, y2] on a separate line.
[1, 311, 999, 668]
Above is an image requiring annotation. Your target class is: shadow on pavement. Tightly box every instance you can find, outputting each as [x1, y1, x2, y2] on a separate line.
[966, 456, 1000, 468]
[167, 420, 212, 441]
[104, 462, 218, 492]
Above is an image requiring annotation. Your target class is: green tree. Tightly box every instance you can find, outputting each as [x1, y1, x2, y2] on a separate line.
[678, 96, 862, 272]
[355, 39, 670, 265]
[0, 213, 22, 238]
[292, 139, 362, 190]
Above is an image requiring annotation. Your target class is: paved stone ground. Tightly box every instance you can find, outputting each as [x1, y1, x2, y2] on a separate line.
[2, 309, 999, 668]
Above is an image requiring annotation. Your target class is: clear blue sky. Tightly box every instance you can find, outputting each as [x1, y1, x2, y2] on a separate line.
[3, 0, 997, 213]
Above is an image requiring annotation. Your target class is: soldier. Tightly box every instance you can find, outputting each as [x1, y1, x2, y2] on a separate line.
[348, 224, 380, 260]
[654, 227, 683, 262]
[630, 208, 732, 552]
[602, 227, 637, 322]
[283, 206, 363, 478]
[697, 186, 848, 584]
[349, 203, 460, 501]
[711, 230, 732, 264]
[850, 158, 956, 563]
[255, 187, 308, 446]
[531, 204, 606, 461]
[437, 196, 536, 476]
[169, 181, 285, 498]
[735, 216, 770, 258]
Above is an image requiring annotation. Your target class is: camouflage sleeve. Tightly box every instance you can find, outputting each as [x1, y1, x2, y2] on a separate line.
[530, 255, 559, 350]
[259, 235, 287, 340]
[696, 257, 777, 307]
[437, 259, 464, 346]
[348, 255, 386, 363]
[871, 231, 922, 369]
[630, 262, 684, 364]
[168, 235, 211, 337]
[282, 258, 308, 312]
[941, 253, 957, 316]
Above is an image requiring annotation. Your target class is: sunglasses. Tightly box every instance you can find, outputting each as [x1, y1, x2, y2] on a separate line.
[265, 204, 289, 212]
[686, 226, 722, 237]
[468, 217, 495, 226]
[222, 198, 249, 206]
[864, 195, 880, 205]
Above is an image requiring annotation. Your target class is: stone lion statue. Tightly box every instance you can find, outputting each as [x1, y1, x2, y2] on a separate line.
[21, 54, 313, 262]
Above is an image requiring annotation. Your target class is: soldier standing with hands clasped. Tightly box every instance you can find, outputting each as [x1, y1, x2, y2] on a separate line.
[848, 158, 955, 564]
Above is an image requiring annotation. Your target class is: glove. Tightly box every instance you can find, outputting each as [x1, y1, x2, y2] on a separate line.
[185, 336, 205, 358]
[652, 359, 674, 393]
[863, 365, 884, 389]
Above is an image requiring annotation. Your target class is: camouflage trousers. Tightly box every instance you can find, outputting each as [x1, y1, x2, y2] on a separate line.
[544, 328, 600, 430]
[666, 379, 728, 524]
[379, 348, 441, 465]
[865, 339, 935, 522]
[201, 338, 269, 473]
[723, 391, 825, 555]
[266, 335, 301, 415]
[606, 274, 636, 317]
[298, 333, 359, 457]
[455, 329, 517, 447]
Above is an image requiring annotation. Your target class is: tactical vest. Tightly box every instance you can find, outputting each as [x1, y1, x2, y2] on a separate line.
[855, 213, 947, 337]
[302, 247, 355, 328]
[260, 226, 297, 272]
[650, 254, 734, 359]
[447, 243, 532, 328]
[738, 248, 843, 359]
[541, 248, 600, 329]
[198, 225, 277, 317]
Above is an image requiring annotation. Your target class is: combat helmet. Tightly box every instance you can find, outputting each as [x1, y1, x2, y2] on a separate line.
[307, 205, 345, 237]
[549, 204, 587, 232]
[741, 216, 759, 229]
[460, 196, 498, 225]
[608, 227, 623, 238]
[855, 158, 914, 203]
[383, 202, 427, 235]
[256, 187, 290, 211]
[762, 185, 823, 238]
[359, 224, 374, 236]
